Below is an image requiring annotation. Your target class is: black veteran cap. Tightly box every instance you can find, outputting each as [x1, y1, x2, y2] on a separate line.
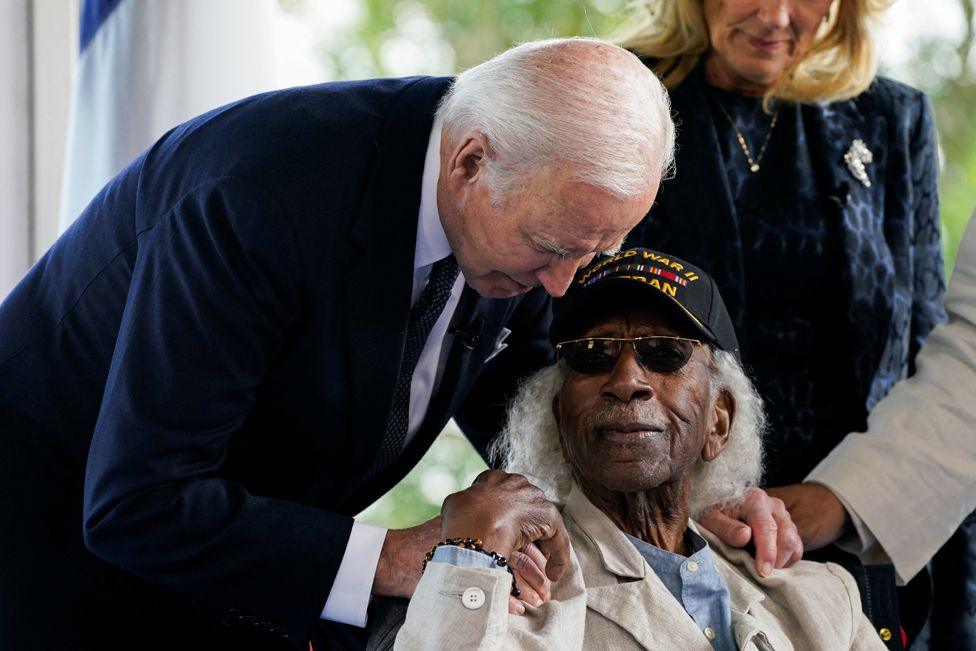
[550, 247, 740, 359]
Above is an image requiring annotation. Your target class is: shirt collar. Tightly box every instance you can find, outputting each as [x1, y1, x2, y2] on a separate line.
[414, 116, 451, 270]
[624, 529, 713, 576]
[563, 481, 782, 617]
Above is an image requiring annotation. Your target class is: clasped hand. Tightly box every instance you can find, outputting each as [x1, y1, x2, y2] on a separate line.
[440, 469, 570, 614]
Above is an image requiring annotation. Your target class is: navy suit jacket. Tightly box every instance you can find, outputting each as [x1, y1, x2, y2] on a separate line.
[0, 76, 552, 648]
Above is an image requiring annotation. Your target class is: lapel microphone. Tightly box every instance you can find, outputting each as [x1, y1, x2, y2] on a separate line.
[448, 316, 485, 350]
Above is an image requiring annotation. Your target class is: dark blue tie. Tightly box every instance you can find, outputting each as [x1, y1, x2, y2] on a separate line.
[374, 255, 460, 471]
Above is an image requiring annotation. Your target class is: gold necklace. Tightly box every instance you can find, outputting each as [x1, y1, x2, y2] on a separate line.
[714, 100, 779, 173]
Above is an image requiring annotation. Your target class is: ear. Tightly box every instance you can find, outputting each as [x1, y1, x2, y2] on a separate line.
[444, 130, 492, 187]
[702, 388, 734, 462]
[552, 393, 571, 464]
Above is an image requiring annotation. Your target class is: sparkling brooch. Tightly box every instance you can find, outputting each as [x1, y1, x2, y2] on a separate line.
[844, 139, 873, 188]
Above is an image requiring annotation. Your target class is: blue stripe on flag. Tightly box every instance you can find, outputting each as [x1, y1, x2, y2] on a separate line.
[79, 0, 126, 53]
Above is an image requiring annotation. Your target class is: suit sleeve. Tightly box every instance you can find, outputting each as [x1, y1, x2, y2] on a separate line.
[453, 288, 555, 464]
[908, 92, 948, 365]
[807, 215, 976, 583]
[82, 177, 347, 646]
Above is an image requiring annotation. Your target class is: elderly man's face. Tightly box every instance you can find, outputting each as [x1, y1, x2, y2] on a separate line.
[438, 131, 657, 299]
[552, 308, 731, 495]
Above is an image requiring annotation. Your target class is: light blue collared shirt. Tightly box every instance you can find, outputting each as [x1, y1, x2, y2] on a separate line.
[625, 530, 736, 651]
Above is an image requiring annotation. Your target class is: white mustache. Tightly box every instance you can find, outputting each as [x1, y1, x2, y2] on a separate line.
[586, 405, 666, 433]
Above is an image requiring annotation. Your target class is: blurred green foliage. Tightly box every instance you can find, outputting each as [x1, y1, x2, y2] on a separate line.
[319, 0, 628, 78]
[356, 422, 488, 527]
[906, 19, 976, 270]
[279, 0, 976, 528]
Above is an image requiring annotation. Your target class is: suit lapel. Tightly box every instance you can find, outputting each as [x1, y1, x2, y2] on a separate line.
[337, 76, 453, 506]
[419, 286, 491, 431]
[565, 486, 715, 650]
[419, 288, 521, 430]
[726, 587, 793, 650]
[697, 524, 793, 651]
[342, 289, 518, 513]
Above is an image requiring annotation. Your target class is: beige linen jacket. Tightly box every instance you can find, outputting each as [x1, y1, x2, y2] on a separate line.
[394, 484, 884, 650]
[808, 214, 976, 584]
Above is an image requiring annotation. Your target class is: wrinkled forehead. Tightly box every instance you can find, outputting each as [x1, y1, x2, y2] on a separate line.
[529, 187, 642, 250]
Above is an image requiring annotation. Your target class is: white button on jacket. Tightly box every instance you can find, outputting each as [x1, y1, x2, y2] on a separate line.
[462, 587, 486, 610]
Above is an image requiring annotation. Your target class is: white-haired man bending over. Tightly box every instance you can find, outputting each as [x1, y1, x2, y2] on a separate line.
[0, 37, 682, 650]
[373, 249, 883, 651]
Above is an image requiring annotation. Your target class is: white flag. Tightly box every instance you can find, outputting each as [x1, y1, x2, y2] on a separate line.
[59, 0, 278, 232]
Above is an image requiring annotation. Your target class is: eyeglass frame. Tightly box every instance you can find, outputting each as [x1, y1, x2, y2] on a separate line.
[554, 335, 705, 375]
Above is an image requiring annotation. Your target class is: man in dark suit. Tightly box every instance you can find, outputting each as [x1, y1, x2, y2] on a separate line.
[0, 39, 673, 650]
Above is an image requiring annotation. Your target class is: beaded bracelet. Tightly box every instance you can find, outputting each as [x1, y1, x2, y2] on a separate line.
[422, 537, 521, 598]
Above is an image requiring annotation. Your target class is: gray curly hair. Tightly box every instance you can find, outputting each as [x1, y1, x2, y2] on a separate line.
[488, 349, 765, 516]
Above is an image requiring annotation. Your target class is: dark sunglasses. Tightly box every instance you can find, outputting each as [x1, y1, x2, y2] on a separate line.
[555, 335, 702, 375]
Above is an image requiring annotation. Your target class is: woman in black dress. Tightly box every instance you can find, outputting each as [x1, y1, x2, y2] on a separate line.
[621, 1, 950, 647]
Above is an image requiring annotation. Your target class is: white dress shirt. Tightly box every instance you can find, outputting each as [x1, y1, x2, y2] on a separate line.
[320, 117, 465, 626]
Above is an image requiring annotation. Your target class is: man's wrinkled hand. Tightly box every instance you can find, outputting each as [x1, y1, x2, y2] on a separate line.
[698, 487, 803, 577]
[766, 482, 848, 552]
[506, 543, 552, 614]
[441, 470, 570, 575]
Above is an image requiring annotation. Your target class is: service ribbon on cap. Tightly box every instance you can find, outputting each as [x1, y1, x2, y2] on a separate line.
[577, 250, 702, 299]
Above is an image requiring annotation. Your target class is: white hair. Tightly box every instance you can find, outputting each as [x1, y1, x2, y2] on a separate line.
[435, 37, 676, 203]
[489, 349, 765, 516]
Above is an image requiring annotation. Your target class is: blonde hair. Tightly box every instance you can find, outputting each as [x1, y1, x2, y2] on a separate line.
[618, 0, 893, 106]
